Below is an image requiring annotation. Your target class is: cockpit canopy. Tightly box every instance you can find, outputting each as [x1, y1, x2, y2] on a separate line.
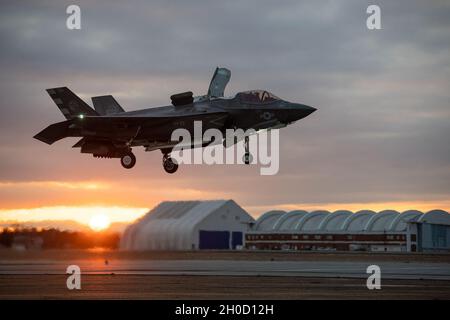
[237, 90, 281, 104]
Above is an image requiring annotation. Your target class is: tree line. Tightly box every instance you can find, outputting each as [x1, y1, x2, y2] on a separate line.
[0, 227, 120, 249]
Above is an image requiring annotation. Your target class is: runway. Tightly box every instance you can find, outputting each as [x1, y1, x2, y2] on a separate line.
[2, 251, 450, 299]
[1, 259, 450, 280]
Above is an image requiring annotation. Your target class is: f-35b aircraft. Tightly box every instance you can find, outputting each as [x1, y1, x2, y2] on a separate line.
[34, 68, 316, 173]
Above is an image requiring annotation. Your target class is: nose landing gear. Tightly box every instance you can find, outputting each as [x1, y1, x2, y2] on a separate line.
[243, 152, 253, 165]
[243, 135, 252, 165]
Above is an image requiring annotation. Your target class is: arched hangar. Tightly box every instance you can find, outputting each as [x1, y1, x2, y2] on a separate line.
[121, 200, 254, 251]
[247, 209, 450, 252]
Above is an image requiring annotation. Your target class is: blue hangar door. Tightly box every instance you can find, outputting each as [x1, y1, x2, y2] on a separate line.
[199, 230, 230, 249]
[231, 231, 243, 249]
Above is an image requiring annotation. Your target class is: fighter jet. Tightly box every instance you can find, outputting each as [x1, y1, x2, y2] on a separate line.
[34, 67, 316, 173]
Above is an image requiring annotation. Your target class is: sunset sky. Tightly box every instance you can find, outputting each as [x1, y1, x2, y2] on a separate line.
[0, 1, 449, 229]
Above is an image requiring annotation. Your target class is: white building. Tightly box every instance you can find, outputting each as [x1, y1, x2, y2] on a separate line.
[121, 200, 254, 250]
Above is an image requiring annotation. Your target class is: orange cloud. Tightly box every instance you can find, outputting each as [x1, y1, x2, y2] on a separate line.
[0, 178, 223, 210]
[0, 205, 149, 226]
[0, 180, 110, 190]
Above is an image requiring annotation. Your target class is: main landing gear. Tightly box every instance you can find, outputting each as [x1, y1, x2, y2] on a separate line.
[162, 153, 178, 174]
[119, 148, 178, 173]
[120, 152, 136, 169]
[118, 140, 249, 172]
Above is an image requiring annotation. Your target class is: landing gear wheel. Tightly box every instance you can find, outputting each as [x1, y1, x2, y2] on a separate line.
[243, 152, 253, 165]
[163, 155, 178, 174]
[120, 152, 136, 169]
[243, 135, 252, 165]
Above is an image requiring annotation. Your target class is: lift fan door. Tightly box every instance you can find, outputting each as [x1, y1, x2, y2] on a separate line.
[207, 67, 231, 98]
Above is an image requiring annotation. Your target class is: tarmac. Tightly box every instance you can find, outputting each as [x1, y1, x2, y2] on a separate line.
[1, 250, 450, 299]
[1, 259, 450, 280]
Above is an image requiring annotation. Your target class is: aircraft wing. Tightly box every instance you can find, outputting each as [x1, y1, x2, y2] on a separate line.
[79, 111, 228, 128]
[34, 111, 229, 145]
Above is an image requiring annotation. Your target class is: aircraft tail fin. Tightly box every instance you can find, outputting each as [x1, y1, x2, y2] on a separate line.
[91, 95, 125, 115]
[46, 87, 99, 120]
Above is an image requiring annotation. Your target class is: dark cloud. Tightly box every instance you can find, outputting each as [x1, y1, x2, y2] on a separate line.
[0, 0, 449, 209]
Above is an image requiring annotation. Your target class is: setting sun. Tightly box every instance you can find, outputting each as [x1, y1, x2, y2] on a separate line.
[89, 214, 111, 231]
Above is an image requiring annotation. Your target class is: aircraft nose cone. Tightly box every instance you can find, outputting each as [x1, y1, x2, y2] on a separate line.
[294, 103, 316, 115]
[304, 104, 317, 115]
[286, 103, 316, 122]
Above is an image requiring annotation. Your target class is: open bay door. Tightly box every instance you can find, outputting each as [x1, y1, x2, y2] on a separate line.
[91, 95, 125, 115]
[207, 67, 231, 98]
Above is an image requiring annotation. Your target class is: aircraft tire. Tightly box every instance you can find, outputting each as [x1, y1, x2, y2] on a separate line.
[243, 152, 252, 165]
[163, 156, 178, 174]
[120, 152, 136, 169]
